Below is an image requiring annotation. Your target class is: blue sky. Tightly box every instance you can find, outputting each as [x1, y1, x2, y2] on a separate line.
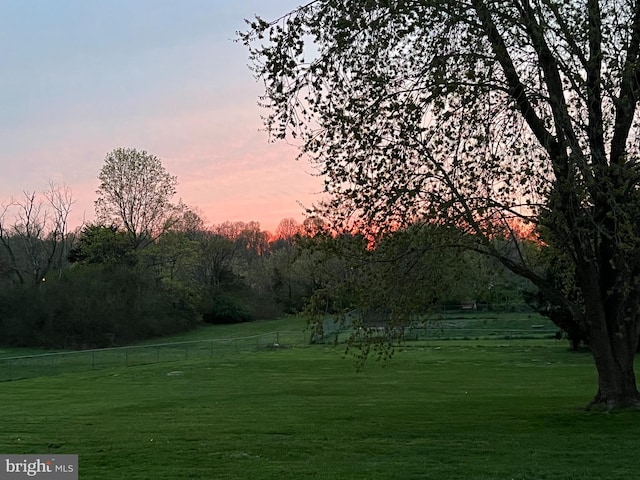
[0, 0, 321, 233]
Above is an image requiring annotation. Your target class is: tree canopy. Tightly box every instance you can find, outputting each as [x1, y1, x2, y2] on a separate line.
[95, 148, 180, 249]
[242, 0, 640, 409]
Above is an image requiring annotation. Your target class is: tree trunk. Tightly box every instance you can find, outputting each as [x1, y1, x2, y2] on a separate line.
[578, 260, 640, 410]
[588, 333, 640, 410]
[584, 300, 640, 410]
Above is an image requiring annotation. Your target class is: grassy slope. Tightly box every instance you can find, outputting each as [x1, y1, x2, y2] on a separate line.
[2, 337, 639, 479]
[137, 316, 310, 343]
[0, 316, 309, 359]
[0, 312, 555, 359]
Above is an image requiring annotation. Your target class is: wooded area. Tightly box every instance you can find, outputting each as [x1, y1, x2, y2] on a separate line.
[0, 187, 537, 350]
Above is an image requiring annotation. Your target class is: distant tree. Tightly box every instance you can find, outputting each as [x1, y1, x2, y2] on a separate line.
[212, 221, 248, 241]
[196, 227, 258, 324]
[95, 148, 180, 248]
[267, 218, 307, 312]
[68, 224, 135, 266]
[235, 222, 270, 261]
[197, 232, 237, 287]
[0, 184, 75, 285]
[244, 1, 640, 409]
[275, 218, 301, 243]
[173, 208, 206, 240]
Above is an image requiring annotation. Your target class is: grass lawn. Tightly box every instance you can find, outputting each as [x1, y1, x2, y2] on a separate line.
[2, 335, 639, 479]
[0, 316, 309, 359]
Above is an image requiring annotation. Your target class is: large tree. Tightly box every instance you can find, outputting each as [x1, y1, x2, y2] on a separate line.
[95, 148, 180, 249]
[243, 0, 640, 409]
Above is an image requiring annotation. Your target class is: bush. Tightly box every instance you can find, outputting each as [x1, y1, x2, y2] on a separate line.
[201, 289, 253, 324]
[0, 264, 200, 349]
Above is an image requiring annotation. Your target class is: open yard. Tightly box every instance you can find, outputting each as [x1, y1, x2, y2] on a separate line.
[1, 317, 639, 479]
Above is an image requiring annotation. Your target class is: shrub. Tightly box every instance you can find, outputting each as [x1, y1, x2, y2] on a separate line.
[201, 288, 253, 324]
[0, 264, 199, 349]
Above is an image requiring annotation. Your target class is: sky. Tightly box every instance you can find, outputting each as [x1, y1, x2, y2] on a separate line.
[0, 0, 323, 234]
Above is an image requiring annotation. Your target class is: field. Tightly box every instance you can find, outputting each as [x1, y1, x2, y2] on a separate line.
[2, 315, 639, 479]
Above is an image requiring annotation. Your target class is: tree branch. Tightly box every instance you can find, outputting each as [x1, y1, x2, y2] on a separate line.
[610, 1, 640, 165]
[470, 0, 561, 160]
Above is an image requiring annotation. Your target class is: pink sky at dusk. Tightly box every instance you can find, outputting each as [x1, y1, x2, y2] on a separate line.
[0, 0, 323, 234]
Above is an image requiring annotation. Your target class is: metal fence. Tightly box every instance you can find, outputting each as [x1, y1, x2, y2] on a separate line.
[0, 330, 309, 382]
[0, 316, 559, 382]
[316, 313, 558, 344]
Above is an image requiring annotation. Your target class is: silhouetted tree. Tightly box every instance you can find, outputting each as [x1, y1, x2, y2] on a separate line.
[244, 1, 640, 409]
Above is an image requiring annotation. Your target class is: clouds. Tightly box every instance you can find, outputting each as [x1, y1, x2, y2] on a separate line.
[0, 0, 320, 233]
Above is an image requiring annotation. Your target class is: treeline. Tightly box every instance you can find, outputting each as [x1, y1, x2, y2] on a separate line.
[0, 209, 312, 348]
[0, 149, 542, 350]
[0, 211, 538, 350]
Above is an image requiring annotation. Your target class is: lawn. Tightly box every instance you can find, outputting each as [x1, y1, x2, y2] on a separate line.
[2, 333, 639, 479]
[0, 316, 309, 359]
[0, 313, 557, 382]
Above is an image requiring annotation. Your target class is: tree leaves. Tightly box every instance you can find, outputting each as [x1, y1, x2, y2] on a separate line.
[95, 148, 180, 249]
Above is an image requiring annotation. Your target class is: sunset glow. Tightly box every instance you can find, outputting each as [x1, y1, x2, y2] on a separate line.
[0, 0, 320, 234]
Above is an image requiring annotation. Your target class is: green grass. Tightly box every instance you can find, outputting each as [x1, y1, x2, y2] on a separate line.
[137, 316, 310, 344]
[0, 316, 309, 359]
[0, 312, 554, 360]
[2, 337, 639, 479]
[0, 316, 311, 382]
[0, 313, 557, 382]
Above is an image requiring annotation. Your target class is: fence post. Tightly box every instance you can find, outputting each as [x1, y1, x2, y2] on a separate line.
[92, 351, 95, 369]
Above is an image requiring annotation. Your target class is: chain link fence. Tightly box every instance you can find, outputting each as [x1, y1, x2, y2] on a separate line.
[0, 313, 558, 382]
[0, 330, 310, 382]
[314, 311, 558, 344]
